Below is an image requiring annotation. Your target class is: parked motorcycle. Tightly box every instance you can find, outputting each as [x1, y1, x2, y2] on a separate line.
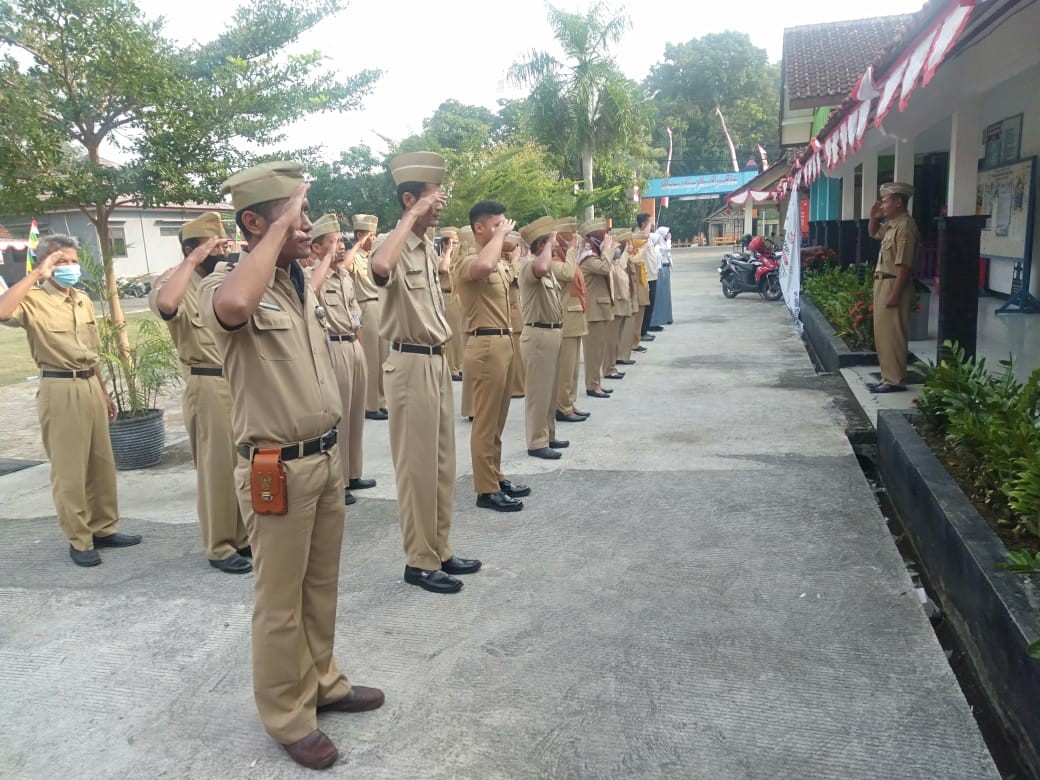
[718, 236, 783, 301]
[117, 276, 152, 298]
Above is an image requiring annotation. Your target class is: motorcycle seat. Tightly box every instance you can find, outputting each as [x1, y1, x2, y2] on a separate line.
[730, 259, 759, 270]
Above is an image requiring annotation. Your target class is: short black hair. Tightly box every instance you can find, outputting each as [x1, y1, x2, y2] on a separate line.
[181, 237, 204, 254]
[468, 200, 506, 229]
[235, 200, 279, 240]
[530, 236, 549, 255]
[636, 213, 652, 229]
[397, 181, 428, 209]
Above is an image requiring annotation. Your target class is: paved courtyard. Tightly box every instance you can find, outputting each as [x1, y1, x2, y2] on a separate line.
[0, 248, 997, 778]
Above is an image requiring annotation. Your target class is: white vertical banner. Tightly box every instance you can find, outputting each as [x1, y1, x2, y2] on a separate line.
[779, 190, 802, 332]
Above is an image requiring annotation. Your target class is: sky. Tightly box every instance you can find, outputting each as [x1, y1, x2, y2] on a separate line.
[134, 0, 923, 163]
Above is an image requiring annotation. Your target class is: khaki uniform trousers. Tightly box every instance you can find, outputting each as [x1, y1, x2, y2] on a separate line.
[509, 305, 525, 397]
[183, 373, 247, 560]
[583, 318, 613, 390]
[233, 445, 350, 744]
[465, 334, 514, 494]
[873, 278, 914, 386]
[384, 350, 455, 570]
[38, 377, 119, 551]
[520, 326, 562, 449]
[556, 336, 582, 414]
[605, 314, 630, 376]
[629, 306, 646, 349]
[359, 299, 386, 412]
[444, 292, 464, 376]
[618, 314, 635, 362]
[460, 331, 473, 418]
[331, 339, 367, 482]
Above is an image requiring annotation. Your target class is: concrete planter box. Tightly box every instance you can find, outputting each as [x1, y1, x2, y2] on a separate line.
[877, 409, 1040, 772]
[800, 295, 878, 371]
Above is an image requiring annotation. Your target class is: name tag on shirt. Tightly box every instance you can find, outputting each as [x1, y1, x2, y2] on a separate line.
[257, 300, 282, 311]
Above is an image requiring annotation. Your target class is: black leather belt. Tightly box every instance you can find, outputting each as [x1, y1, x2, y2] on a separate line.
[189, 366, 223, 377]
[874, 272, 896, 280]
[359, 298, 378, 303]
[42, 369, 94, 379]
[527, 322, 563, 329]
[441, 288, 453, 294]
[469, 328, 512, 336]
[238, 428, 337, 461]
[392, 341, 443, 355]
[328, 333, 357, 342]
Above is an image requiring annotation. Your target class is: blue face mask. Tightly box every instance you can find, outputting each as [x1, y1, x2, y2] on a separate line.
[52, 264, 82, 288]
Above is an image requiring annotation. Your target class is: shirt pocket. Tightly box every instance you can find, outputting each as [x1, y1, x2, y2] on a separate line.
[322, 288, 343, 307]
[404, 270, 428, 290]
[251, 311, 295, 361]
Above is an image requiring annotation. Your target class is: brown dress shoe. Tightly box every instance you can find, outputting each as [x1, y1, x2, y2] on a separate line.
[282, 729, 338, 770]
[318, 685, 385, 713]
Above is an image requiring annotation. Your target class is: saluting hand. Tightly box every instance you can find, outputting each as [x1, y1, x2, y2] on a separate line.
[600, 233, 616, 258]
[34, 250, 63, 281]
[273, 182, 311, 237]
[495, 218, 517, 237]
[870, 200, 883, 220]
[410, 189, 448, 220]
[186, 237, 224, 267]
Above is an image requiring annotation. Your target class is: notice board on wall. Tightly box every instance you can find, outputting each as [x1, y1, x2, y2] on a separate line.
[977, 156, 1035, 262]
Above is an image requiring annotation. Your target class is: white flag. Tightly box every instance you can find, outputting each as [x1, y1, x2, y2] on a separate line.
[779, 190, 802, 332]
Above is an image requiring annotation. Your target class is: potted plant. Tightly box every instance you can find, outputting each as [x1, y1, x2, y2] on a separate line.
[81, 253, 182, 470]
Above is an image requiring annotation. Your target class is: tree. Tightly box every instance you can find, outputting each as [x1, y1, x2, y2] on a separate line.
[307, 145, 397, 229]
[0, 0, 379, 360]
[508, 1, 651, 219]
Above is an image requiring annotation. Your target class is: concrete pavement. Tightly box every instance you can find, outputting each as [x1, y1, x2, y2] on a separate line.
[0, 247, 997, 778]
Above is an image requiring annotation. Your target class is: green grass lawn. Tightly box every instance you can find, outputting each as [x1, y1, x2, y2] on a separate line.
[0, 310, 159, 387]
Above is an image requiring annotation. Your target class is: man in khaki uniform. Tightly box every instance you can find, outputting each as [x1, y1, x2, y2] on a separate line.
[628, 232, 651, 356]
[603, 228, 633, 380]
[455, 201, 530, 511]
[370, 151, 481, 594]
[151, 212, 250, 574]
[350, 214, 388, 421]
[458, 225, 476, 419]
[438, 227, 463, 380]
[506, 239, 526, 398]
[0, 235, 140, 567]
[868, 181, 919, 393]
[553, 218, 590, 422]
[579, 220, 616, 399]
[518, 216, 568, 459]
[201, 163, 382, 770]
[617, 231, 640, 367]
[306, 214, 376, 505]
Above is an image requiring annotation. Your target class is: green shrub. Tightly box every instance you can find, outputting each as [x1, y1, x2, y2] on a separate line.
[802, 266, 875, 350]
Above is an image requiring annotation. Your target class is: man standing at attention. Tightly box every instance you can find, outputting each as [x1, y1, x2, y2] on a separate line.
[1, 235, 140, 567]
[202, 163, 383, 770]
[868, 182, 919, 393]
[580, 220, 616, 400]
[553, 219, 590, 423]
[350, 214, 388, 421]
[369, 151, 482, 593]
[151, 212, 250, 574]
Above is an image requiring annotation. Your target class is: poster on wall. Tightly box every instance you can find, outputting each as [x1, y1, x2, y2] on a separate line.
[983, 114, 1023, 169]
[977, 156, 1039, 314]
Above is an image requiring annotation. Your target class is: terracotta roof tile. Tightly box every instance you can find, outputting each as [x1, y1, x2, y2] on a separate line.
[783, 15, 914, 108]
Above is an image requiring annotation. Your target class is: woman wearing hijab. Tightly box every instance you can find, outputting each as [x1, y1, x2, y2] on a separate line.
[649, 227, 673, 328]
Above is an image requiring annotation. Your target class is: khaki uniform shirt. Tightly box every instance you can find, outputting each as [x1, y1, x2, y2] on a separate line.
[309, 265, 362, 336]
[377, 230, 452, 345]
[871, 214, 919, 276]
[554, 247, 587, 338]
[455, 249, 512, 332]
[630, 247, 651, 307]
[580, 251, 614, 323]
[149, 272, 221, 368]
[518, 260, 563, 325]
[351, 249, 380, 303]
[4, 282, 100, 370]
[199, 261, 342, 447]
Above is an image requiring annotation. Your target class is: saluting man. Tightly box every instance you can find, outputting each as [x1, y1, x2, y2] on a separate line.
[553, 218, 590, 423]
[306, 214, 377, 506]
[1, 235, 140, 567]
[151, 212, 250, 574]
[580, 220, 616, 399]
[868, 182, 919, 393]
[200, 163, 383, 770]
[350, 214, 389, 421]
[518, 216, 568, 460]
[456, 201, 531, 512]
[369, 151, 482, 594]
[438, 227, 463, 381]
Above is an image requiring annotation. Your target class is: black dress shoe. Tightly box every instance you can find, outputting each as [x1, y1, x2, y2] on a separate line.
[441, 555, 482, 575]
[616, 359, 636, 365]
[499, 479, 531, 497]
[640, 334, 655, 342]
[869, 383, 907, 394]
[92, 531, 142, 548]
[528, 446, 562, 460]
[365, 410, 388, 421]
[348, 477, 376, 490]
[318, 685, 385, 713]
[601, 387, 614, 394]
[549, 439, 569, 449]
[556, 411, 587, 423]
[476, 491, 524, 511]
[344, 489, 357, 506]
[282, 729, 338, 770]
[452, 373, 462, 382]
[586, 389, 610, 399]
[69, 546, 101, 567]
[604, 372, 625, 380]
[237, 545, 252, 558]
[633, 346, 648, 353]
[404, 566, 463, 593]
[573, 408, 590, 417]
[209, 551, 253, 574]
[648, 325, 664, 332]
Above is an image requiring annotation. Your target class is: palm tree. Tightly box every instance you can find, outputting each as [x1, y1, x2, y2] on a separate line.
[509, 2, 647, 220]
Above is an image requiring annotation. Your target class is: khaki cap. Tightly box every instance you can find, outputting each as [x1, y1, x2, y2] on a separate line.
[554, 217, 578, 233]
[880, 181, 914, 198]
[181, 212, 227, 242]
[222, 161, 305, 212]
[390, 151, 446, 185]
[439, 227, 459, 240]
[580, 218, 608, 236]
[503, 230, 522, 250]
[612, 229, 633, 243]
[310, 213, 341, 240]
[521, 216, 556, 245]
[352, 213, 378, 231]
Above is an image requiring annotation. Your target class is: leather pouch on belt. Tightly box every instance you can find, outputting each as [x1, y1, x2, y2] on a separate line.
[251, 448, 288, 515]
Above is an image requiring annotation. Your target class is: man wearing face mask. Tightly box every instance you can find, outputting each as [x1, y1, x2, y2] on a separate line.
[0, 235, 140, 567]
[151, 212, 251, 574]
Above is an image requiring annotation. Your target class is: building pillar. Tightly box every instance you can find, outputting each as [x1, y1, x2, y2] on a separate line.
[937, 216, 986, 361]
[860, 155, 879, 218]
[894, 139, 916, 210]
[743, 200, 753, 236]
[841, 171, 857, 220]
[948, 102, 981, 216]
